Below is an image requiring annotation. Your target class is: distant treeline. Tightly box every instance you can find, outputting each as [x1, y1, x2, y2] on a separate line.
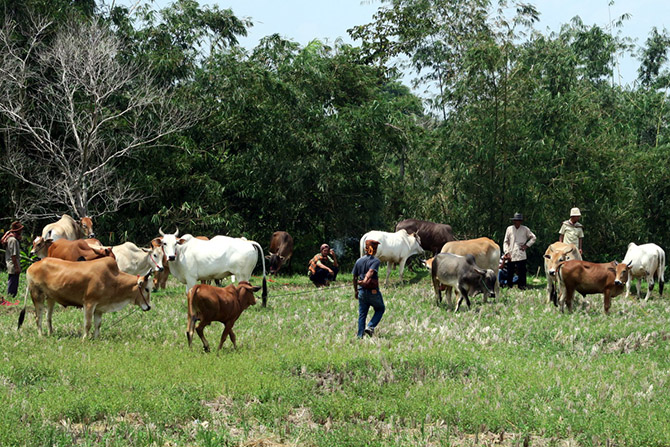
[1, 0, 669, 271]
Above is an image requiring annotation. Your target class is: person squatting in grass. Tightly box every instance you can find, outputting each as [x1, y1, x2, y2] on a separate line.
[353, 239, 384, 338]
[308, 243, 339, 287]
[1, 221, 23, 305]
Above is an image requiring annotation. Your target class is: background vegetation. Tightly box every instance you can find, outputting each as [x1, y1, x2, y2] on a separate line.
[1, 271, 669, 446]
[1, 0, 669, 271]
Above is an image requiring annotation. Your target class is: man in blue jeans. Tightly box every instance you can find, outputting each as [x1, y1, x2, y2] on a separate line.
[352, 239, 385, 338]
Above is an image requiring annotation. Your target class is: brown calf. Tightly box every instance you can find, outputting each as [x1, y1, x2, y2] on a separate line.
[47, 238, 114, 262]
[186, 282, 261, 352]
[557, 260, 631, 314]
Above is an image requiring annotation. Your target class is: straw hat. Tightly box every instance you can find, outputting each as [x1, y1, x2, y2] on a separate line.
[570, 207, 581, 217]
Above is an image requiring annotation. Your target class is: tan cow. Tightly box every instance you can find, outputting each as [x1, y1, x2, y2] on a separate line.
[543, 242, 582, 306]
[18, 257, 153, 338]
[186, 282, 261, 352]
[557, 260, 631, 314]
[440, 237, 501, 298]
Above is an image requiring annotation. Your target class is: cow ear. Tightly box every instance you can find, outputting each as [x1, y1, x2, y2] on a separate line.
[177, 238, 186, 245]
[150, 238, 161, 247]
[252, 286, 261, 293]
[279, 255, 285, 260]
[265, 255, 271, 259]
[474, 267, 486, 275]
[543, 254, 551, 259]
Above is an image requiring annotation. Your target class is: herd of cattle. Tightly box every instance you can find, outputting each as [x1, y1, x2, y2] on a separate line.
[12, 215, 667, 349]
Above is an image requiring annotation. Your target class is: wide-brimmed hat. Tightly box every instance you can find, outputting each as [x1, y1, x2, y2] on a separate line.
[570, 207, 581, 217]
[510, 212, 523, 221]
[9, 221, 24, 231]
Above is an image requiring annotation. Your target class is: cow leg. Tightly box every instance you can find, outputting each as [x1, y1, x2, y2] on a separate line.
[624, 278, 631, 299]
[218, 324, 235, 351]
[46, 300, 56, 336]
[432, 277, 442, 306]
[385, 262, 392, 287]
[398, 259, 407, 283]
[645, 273, 654, 301]
[33, 297, 45, 337]
[604, 290, 612, 314]
[93, 311, 103, 338]
[445, 286, 453, 309]
[561, 288, 574, 313]
[83, 303, 96, 339]
[196, 322, 210, 352]
[636, 278, 642, 300]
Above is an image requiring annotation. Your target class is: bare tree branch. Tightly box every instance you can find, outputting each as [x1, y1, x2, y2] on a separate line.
[0, 16, 195, 219]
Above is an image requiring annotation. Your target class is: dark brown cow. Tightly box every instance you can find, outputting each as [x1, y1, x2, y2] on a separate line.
[266, 231, 294, 274]
[186, 282, 261, 352]
[47, 238, 114, 262]
[395, 219, 455, 255]
[557, 260, 632, 314]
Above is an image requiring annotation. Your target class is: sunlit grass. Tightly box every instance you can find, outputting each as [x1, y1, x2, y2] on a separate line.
[0, 267, 669, 446]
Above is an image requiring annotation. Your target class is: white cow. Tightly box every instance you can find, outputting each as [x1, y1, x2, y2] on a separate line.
[158, 229, 268, 306]
[31, 214, 95, 258]
[622, 242, 665, 301]
[359, 229, 424, 286]
[111, 241, 165, 276]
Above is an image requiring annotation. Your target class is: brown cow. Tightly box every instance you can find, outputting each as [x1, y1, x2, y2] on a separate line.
[18, 257, 153, 338]
[31, 215, 96, 258]
[544, 242, 582, 306]
[47, 239, 114, 262]
[186, 282, 261, 352]
[557, 260, 632, 314]
[266, 231, 294, 274]
[395, 219, 455, 255]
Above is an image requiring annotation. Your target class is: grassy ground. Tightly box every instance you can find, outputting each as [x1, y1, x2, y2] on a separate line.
[0, 267, 669, 446]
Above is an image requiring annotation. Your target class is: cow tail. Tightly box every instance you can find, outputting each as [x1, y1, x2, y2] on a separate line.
[17, 275, 31, 330]
[186, 285, 199, 346]
[251, 241, 268, 307]
[659, 249, 665, 296]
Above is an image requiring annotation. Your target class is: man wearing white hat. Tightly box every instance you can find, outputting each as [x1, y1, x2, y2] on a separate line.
[559, 208, 584, 255]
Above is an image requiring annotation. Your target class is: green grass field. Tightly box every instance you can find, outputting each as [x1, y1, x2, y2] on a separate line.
[0, 268, 669, 446]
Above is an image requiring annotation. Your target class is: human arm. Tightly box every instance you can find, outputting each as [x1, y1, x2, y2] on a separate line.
[521, 228, 537, 251]
[502, 227, 512, 258]
[353, 275, 358, 299]
[329, 249, 339, 267]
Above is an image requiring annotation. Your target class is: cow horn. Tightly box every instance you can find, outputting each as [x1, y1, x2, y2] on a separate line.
[175, 227, 179, 237]
[627, 260, 633, 268]
[144, 269, 153, 280]
[159, 227, 165, 236]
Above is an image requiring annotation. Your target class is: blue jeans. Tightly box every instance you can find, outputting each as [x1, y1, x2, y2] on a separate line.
[358, 288, 385, 338]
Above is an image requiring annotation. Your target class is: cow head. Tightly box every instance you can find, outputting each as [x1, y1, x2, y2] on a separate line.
[266, 252, 286, 274]
[408, 233, 425, 257]
[422, 257, 434, 272]
[474, 267, 497, 299]
[143, 243, 165, 272]
[614, 261, 633, 286]
[237, 281, 261, 307]
[31, 236, 53, 259]
[135, 270, 154, 311]
[544, 244, 578, 276]
[79, 216, 95, 238]
[158, 227, 185, 262]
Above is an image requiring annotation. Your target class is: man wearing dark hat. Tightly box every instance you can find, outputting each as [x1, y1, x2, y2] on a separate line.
[502, 213, 536, 290]
[1, 221, 24, 304]
[308, 243, 339, 287]
[352, 239, 385, 338]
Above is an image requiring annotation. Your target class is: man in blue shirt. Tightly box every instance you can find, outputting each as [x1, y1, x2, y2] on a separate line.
[352, 239, 385, 338]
